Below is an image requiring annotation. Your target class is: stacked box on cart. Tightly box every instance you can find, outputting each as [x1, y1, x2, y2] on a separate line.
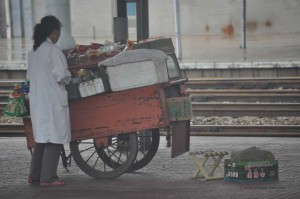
[133, 38, 174, 52]
[224, 159, 278, 182]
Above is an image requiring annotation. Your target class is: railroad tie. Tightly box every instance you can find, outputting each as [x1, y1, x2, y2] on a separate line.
[189, 150, 229, 180]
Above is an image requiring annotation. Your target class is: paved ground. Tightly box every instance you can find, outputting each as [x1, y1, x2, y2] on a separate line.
[1, 34, 300, 199]
[0, 136, 299, 199]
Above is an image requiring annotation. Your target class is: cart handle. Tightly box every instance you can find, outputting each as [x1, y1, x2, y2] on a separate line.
[169, 78, 188, 85]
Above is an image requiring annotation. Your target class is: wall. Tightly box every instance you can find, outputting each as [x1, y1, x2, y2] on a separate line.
[148, 0, 175, 37]
[70, 0, 113, 38]
[69, 0, 300, 38]
[2, 0, 300, 39]
[148, 0, 300, 37]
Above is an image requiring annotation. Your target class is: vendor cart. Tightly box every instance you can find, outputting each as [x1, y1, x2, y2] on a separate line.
[23, 38, 191, 179]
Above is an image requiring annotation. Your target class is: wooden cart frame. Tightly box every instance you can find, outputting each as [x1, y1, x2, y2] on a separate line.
[23, 39, 191, 179]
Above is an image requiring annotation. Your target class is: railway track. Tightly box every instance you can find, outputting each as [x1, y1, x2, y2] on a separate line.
[1, 77, 300, 136]
[185, 77, 300, 136]
[192, 102, 300, 117]
[185, 77, 300, 90]
[190, 125, 300, 137]
[188, 90, 300, 103]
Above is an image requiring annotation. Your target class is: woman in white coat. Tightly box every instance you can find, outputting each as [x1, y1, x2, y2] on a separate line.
[27, 15, 71, 187]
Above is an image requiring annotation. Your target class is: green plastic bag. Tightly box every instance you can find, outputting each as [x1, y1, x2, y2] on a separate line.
[3, 93, 28, 117]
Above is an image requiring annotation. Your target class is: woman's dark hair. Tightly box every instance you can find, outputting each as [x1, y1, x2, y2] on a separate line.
[33, 15, 62, 51]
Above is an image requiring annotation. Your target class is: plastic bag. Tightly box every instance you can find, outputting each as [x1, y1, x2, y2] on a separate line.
[3, 85, 28, 117]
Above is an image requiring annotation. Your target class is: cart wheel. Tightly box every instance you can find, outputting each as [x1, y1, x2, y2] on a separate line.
[100, 129, 160, 172]
[70, 132, 138, 179]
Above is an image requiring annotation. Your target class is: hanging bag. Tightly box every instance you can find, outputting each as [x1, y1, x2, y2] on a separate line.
[3, 84, 28, 117]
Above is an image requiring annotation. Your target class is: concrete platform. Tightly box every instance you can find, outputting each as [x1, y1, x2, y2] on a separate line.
[1, 34, 300, 71]
[0, 136, 299, 199]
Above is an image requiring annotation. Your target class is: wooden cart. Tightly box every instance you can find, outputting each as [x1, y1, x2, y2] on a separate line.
[23, 39, 191, 179]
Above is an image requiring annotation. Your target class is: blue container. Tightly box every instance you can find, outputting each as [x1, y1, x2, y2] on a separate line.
[21, 81, 30, 94]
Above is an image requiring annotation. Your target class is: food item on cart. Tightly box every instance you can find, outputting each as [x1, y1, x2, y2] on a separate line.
[123, 42, 131, 51]
[64, 41, 125, 66]
[90, 43, 103, 50]
[65, 49, 77, 63]
[76, 44, 90, 55]
[77, 69, 91, 77]
[77, 69, 94, 81]
[98, 52, 107, 58]
[87, 50, 99, 60]
[124, 40, 135, 51]
[65, 48, 89, 65]
[100, 40, 123, 54]
[100, 45, 113, 53]
[112, 42, 125, 52]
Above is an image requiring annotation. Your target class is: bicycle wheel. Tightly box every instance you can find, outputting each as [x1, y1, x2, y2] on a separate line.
[100, 129, 160, 172]
[70, 132, 138, 179]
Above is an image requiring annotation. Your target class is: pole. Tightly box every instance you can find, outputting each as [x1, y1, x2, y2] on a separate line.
[173, 0, 182, 61]
[114, 0, 128, 43]
[5, 0, 11, 39]
[136, 0, 149, 42]
[241, 0, 246, 49]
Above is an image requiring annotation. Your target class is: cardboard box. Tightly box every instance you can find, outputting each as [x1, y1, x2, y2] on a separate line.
[78, 78, 106, 97]
[224, 159, 279, 182]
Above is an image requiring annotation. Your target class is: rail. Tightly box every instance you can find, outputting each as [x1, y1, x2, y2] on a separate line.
[192, 102, 300, 117]
[185, 77, 300, 90]
[1, 77, 300, 136]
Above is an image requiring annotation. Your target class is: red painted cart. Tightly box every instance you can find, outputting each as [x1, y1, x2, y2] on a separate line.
[23, 39, 191, 179]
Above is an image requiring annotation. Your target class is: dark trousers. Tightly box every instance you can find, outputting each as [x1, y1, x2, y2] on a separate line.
[29, 143, 62, 183]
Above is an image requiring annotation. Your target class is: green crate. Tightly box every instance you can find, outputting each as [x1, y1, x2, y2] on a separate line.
[224, 159, 279, 182]
[166, 96, 192, 121]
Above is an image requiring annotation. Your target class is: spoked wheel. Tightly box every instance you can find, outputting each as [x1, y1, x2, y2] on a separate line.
[70, 132, 138, 179]
[100, 128, 160, 172]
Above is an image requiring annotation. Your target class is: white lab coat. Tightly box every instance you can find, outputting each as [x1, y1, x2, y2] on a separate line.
[27, 39, 72, 144]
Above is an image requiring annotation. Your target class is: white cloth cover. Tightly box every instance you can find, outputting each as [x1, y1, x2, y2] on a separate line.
[99, 49, 169, 91]
[107, 60, 169, 91]
[98, 49, 169, 67]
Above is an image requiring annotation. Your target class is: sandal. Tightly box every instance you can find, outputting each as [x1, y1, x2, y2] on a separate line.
[28, 178, 40, 184]
[40, 180, 65, 187]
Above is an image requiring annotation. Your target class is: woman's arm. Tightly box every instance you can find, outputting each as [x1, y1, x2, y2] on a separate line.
[50, 46, 71, 85]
